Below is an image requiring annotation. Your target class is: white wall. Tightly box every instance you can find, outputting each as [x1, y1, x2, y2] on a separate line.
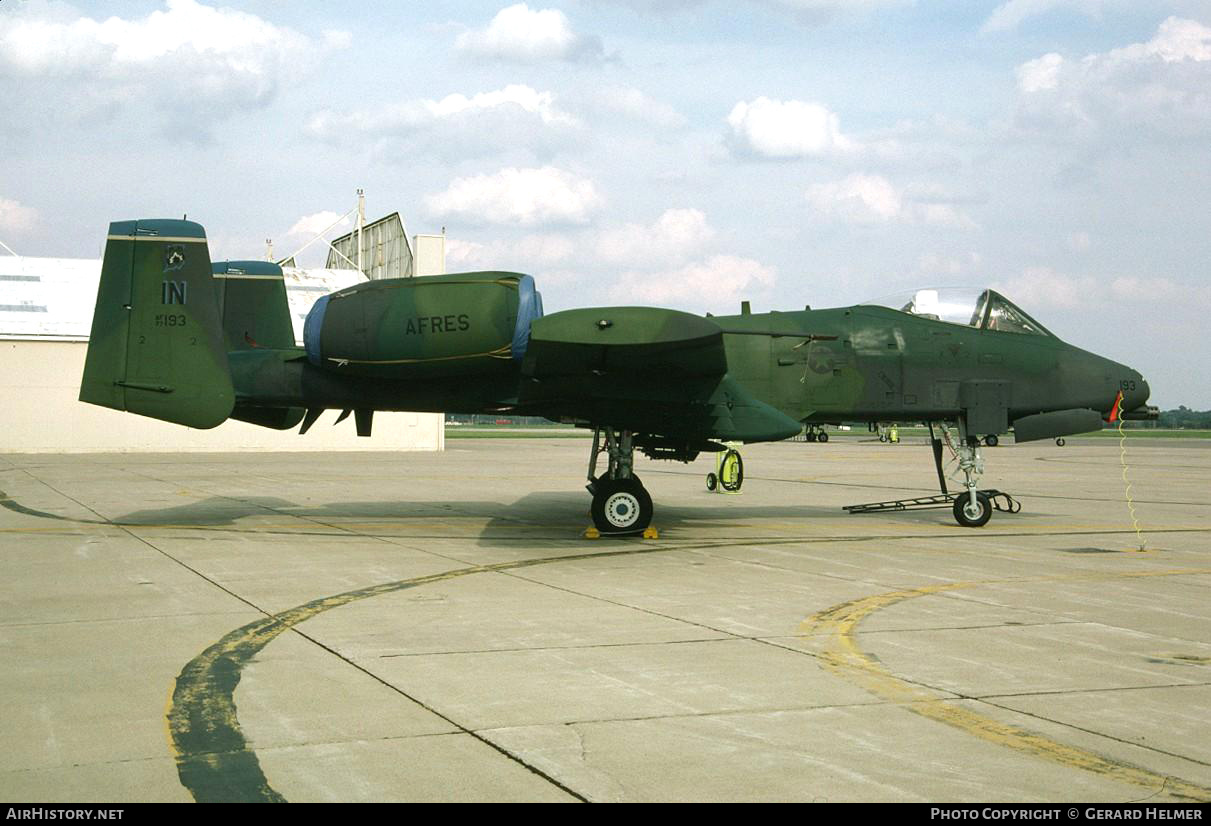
[0, 339, 444, 453]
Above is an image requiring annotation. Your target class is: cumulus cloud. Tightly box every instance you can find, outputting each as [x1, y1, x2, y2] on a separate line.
[766, 0, 913, 18]
[1107, 275, 1211, 305]
[727, 97, 855, 159]
[0, 0, 345, 134]
[805, 174, 977, 228]
[425, 166, 602, 227]
[982, 0, 1108, 34]
[596, 208, 715, 266]
[455, 4, 604, 63]
[309, 85, 577, 139]
[996, 268, 1211, 314]
[806, 174, 900, 222]
[595, 86, 686, 128]
[594, 0, 909, 19]
[306, 85, 580, 158]
[0, 198, 39, 238]
[284, 211, 352, 238]
[1016, 53, 1064, 93]
[1014, 17, 1211, 137]
[442, 207, 719, 275]
[994, 267, 1096, 309]
[441, 205, 773, 312]
[446, 234, 578, 271]
[917, 252, 982, 277]
[610, 254, 776, 309]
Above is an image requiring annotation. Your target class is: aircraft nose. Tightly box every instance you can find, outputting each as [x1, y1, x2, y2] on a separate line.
[1117, 367, 1150, 413]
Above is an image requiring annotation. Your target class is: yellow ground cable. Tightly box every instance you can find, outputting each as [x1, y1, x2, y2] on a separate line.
[1115, 394, 1148, 551]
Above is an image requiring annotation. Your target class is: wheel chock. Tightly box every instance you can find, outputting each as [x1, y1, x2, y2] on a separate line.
[642, 526, 659, 540]
[583, 527, 601, 539]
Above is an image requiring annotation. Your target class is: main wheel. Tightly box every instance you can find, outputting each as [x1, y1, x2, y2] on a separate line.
[952, 492, 992, 528]
[984, 434, 999, 448]
[1055, 437, 1065, 447]
[591, 478, 653, 535]
[818, 431, 829, 443]
[806, 431, 817, 442]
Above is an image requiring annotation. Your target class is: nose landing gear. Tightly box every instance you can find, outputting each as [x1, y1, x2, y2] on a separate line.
[843, 421, 1021, 526]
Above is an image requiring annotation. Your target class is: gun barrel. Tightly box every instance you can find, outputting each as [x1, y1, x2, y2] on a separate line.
[1121, 405, 1159, 421]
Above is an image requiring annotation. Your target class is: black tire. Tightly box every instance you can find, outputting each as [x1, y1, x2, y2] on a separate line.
[984, 434, 999, 448]
[952, 492, 992, 528]
[705, 472, 717, 491]
[719, 449, 744, 492]
[818, 431, 829, 443]
[806, 432, 817, 442]
[591, 478, 653, 535]
[1056, 437, 1065, 447]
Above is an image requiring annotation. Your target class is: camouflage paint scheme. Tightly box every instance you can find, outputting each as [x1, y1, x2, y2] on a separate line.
[80, 220, 233, 429]
[82, 219, 1152, 454]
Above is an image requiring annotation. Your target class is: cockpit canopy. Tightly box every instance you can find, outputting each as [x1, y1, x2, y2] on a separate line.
[863, 287, 1054, 337]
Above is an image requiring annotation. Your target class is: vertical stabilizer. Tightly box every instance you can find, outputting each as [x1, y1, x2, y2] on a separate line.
[80, 219, 235, 429]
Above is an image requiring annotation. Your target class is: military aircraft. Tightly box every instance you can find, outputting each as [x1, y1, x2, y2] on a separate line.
[79, 219, 1156, 535]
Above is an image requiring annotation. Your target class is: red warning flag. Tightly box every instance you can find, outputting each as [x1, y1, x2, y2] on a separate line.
[1107, 390, 1124, 423]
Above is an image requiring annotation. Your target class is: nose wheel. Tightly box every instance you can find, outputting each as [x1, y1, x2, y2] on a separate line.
[953, 491, 992, 527]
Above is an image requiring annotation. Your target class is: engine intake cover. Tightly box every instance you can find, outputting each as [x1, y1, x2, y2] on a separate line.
[304, 271, 541, 378]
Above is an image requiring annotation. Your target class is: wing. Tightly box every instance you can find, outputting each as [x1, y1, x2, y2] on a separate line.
[518, 307, 801, 444]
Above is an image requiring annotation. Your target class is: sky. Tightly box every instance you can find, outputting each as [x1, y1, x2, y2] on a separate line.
[1, 0, 1210, 407]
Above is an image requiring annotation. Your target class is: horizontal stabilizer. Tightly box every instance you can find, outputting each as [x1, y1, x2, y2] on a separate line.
[212, 260, 296, 351]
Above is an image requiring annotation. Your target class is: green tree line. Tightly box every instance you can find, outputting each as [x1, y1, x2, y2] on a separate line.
[1158, 407, 1211, 429]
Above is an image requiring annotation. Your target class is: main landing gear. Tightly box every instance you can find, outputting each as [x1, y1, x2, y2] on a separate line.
[586, 427, 653, 536]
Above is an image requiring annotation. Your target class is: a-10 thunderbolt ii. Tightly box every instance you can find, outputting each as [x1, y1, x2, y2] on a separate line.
[80, 219, 1157, 535]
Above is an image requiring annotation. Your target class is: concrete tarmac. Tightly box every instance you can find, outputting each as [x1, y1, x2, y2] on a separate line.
[1, 435, 1208, 802]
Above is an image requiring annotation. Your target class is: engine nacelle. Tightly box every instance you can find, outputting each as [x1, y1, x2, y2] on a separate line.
[304, 271, 542, 379]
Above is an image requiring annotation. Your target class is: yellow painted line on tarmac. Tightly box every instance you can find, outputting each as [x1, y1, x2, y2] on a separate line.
[800, 568, 1211, 801]
[165, 542, 698, 803]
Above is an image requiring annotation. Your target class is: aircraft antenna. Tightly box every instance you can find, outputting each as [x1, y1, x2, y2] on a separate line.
[357, 188, 365, 277]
